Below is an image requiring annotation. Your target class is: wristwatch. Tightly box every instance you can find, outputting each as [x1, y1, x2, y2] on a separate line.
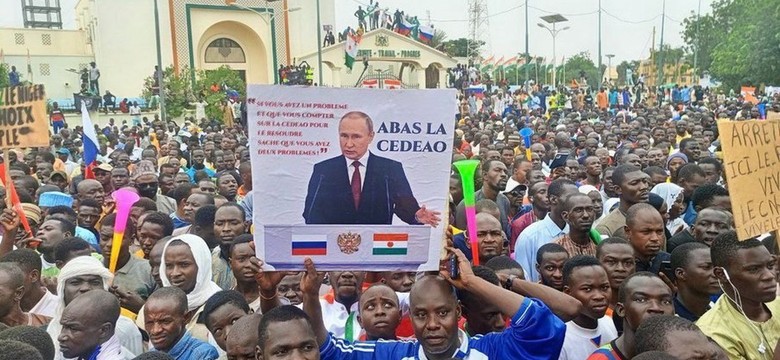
[503, 275, 517, 290]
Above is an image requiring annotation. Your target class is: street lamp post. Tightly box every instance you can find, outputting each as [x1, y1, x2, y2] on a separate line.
[316, 0, 323, 85]
[537, 14, 569, 89]
[153, 0, 165, 123]
[227, 2, 301, 84]
[605, 54, 614, 84]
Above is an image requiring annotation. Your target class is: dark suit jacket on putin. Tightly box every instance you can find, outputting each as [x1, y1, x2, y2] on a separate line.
[303, 152, 422, 224]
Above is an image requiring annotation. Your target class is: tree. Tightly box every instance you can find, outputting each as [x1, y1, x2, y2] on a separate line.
[557, 52, 599, 88]
[441, 37, 483, 59]
[429, 29, 447, 52]
[195, 66, 246, 121]
[142, 65, 193, 119]
[616, 60, 641, 86]
[681, 0, 780, 90]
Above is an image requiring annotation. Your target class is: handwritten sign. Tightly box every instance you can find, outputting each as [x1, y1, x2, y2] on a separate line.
[248, 86, 456, 271]
[0, 85, 49, 149]
[717, 119, 780, 240]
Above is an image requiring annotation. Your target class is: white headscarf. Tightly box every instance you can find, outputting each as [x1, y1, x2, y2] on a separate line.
[651, 183, 684, 211]
[578, 185, 599, 196]
[46, 255, 114, 360]
[160, 234, 222, 311]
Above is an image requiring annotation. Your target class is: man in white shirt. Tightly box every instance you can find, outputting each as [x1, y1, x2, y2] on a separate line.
[559, 255, 618, 359]
[89, 62, 101, 94]
[0, 248, 59, 318]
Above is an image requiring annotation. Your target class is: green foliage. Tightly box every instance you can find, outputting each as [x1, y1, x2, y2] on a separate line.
[681, 0, 780, 90]
[558, 52, 600, 88]
[616, 60, 641, 86]
[442, 38, 483, 59]
[142, 65, 193, 119]
[195, 66, 246, 122]
[0, 63, 8, 88]
[430, 29, 447, 51]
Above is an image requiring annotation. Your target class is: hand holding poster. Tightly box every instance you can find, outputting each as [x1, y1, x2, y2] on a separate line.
[0, 84, 49, 149]
[248, 86, 456, 270]
[717, 119, 780, 239]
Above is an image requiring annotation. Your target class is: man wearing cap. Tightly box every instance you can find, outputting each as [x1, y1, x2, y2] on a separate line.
[47, 171, 69, 192]
[55, 148, 79, 178]
[94, 163, 115, 194]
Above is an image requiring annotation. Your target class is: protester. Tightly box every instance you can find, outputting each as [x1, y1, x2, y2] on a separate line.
[587, 272, 675, 360]
[559, 255, 617, 359]
[536, 243, 570, 291]
[58, 290, 130, 359]
[302, 251, 567, 359]
[670, 243, 719, 322]
[698, 230, 780, 359]
[634, 315, 720, 359]
[224, 313, 262, 360]
[143, 287, 218, 359]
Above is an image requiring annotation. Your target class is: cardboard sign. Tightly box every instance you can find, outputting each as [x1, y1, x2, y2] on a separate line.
[0, 85, 49, 149]
[717, 119, 780, 240]
[248, 85, 456, 270]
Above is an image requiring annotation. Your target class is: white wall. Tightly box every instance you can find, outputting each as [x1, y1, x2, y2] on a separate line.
[3, 55, 95, 101]
[81, 0, 174, 99]
[287, 0, 335, 63]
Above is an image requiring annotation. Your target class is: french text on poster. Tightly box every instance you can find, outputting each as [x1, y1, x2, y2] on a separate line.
[717, 119, 780, 240]
[248, 85, 456, 271]
[0, 84, 49, 149]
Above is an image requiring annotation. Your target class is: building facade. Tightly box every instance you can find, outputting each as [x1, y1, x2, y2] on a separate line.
[1, 0, 336, 101]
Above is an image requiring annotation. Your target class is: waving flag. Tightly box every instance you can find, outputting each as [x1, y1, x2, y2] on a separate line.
[81, 101, 99, 179]
[418, 25, 434, 44]
[344, 29, 362, 70]
[397, 18, 413, 36]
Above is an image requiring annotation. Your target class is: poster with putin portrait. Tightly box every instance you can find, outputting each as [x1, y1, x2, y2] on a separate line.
[248, 85, 456, 271]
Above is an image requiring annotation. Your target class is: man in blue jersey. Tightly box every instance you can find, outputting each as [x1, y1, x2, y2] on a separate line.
[300, 249, 566, 360]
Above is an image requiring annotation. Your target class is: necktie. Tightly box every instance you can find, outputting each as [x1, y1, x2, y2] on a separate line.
[351, 161, 361, 209]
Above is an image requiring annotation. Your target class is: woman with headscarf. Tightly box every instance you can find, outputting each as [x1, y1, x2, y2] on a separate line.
[46, 256, 143, 359]
[666, 152, 688, 183]
[135, 235, 221, 344]
[651, 183, 688, 236]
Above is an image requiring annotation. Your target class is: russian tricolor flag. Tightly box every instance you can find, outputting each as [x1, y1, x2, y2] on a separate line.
[418, 25, 434, 44]
[397, 19, 413, 36]
[81, 101, 99, 179]
[291, 235, 328, 256]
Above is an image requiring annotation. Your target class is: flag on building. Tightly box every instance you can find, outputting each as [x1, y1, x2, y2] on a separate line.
[418, 25, 434, 44]
[383, 79, 402, 89]
[291, 235, 328, 256]
[372, 233, 408, 255]
[81, 101, 100, 179]
[344, 29, 362, 70]
[397, 18, 414, 36]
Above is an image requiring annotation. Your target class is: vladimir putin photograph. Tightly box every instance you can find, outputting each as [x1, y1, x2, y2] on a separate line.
[303, 111, 440, 226]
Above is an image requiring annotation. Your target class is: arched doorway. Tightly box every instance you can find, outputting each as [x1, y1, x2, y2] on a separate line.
[425, 63, 442, 88]
[197, 20, 270, 84]
[204, 37, 247, 82]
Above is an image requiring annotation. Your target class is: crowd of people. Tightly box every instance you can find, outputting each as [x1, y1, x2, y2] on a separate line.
[0, 61, 778, 360]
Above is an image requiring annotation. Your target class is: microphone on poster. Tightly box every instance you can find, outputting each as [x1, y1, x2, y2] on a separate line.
[306, 174, 325, 221]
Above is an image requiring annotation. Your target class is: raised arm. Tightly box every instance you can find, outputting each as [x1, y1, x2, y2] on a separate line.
[0, 209, 20, 257]
[300, 258, 328, 346]
[441, 248, 525, 317]
[496, 272, 582, 322]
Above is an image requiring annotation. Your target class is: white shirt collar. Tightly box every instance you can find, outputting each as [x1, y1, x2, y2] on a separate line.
[345, 151, 370, 168]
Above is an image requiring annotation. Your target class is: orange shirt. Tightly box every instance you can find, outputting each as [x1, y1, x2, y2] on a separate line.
[597, 92, 608, 109]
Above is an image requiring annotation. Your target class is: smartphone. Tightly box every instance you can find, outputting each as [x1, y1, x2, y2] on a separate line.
[449, 254, 459, 279]
[660, 260, 674, 281]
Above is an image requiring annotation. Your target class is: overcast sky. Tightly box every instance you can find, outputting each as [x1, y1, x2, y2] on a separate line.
[2, 0, 713, 65]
